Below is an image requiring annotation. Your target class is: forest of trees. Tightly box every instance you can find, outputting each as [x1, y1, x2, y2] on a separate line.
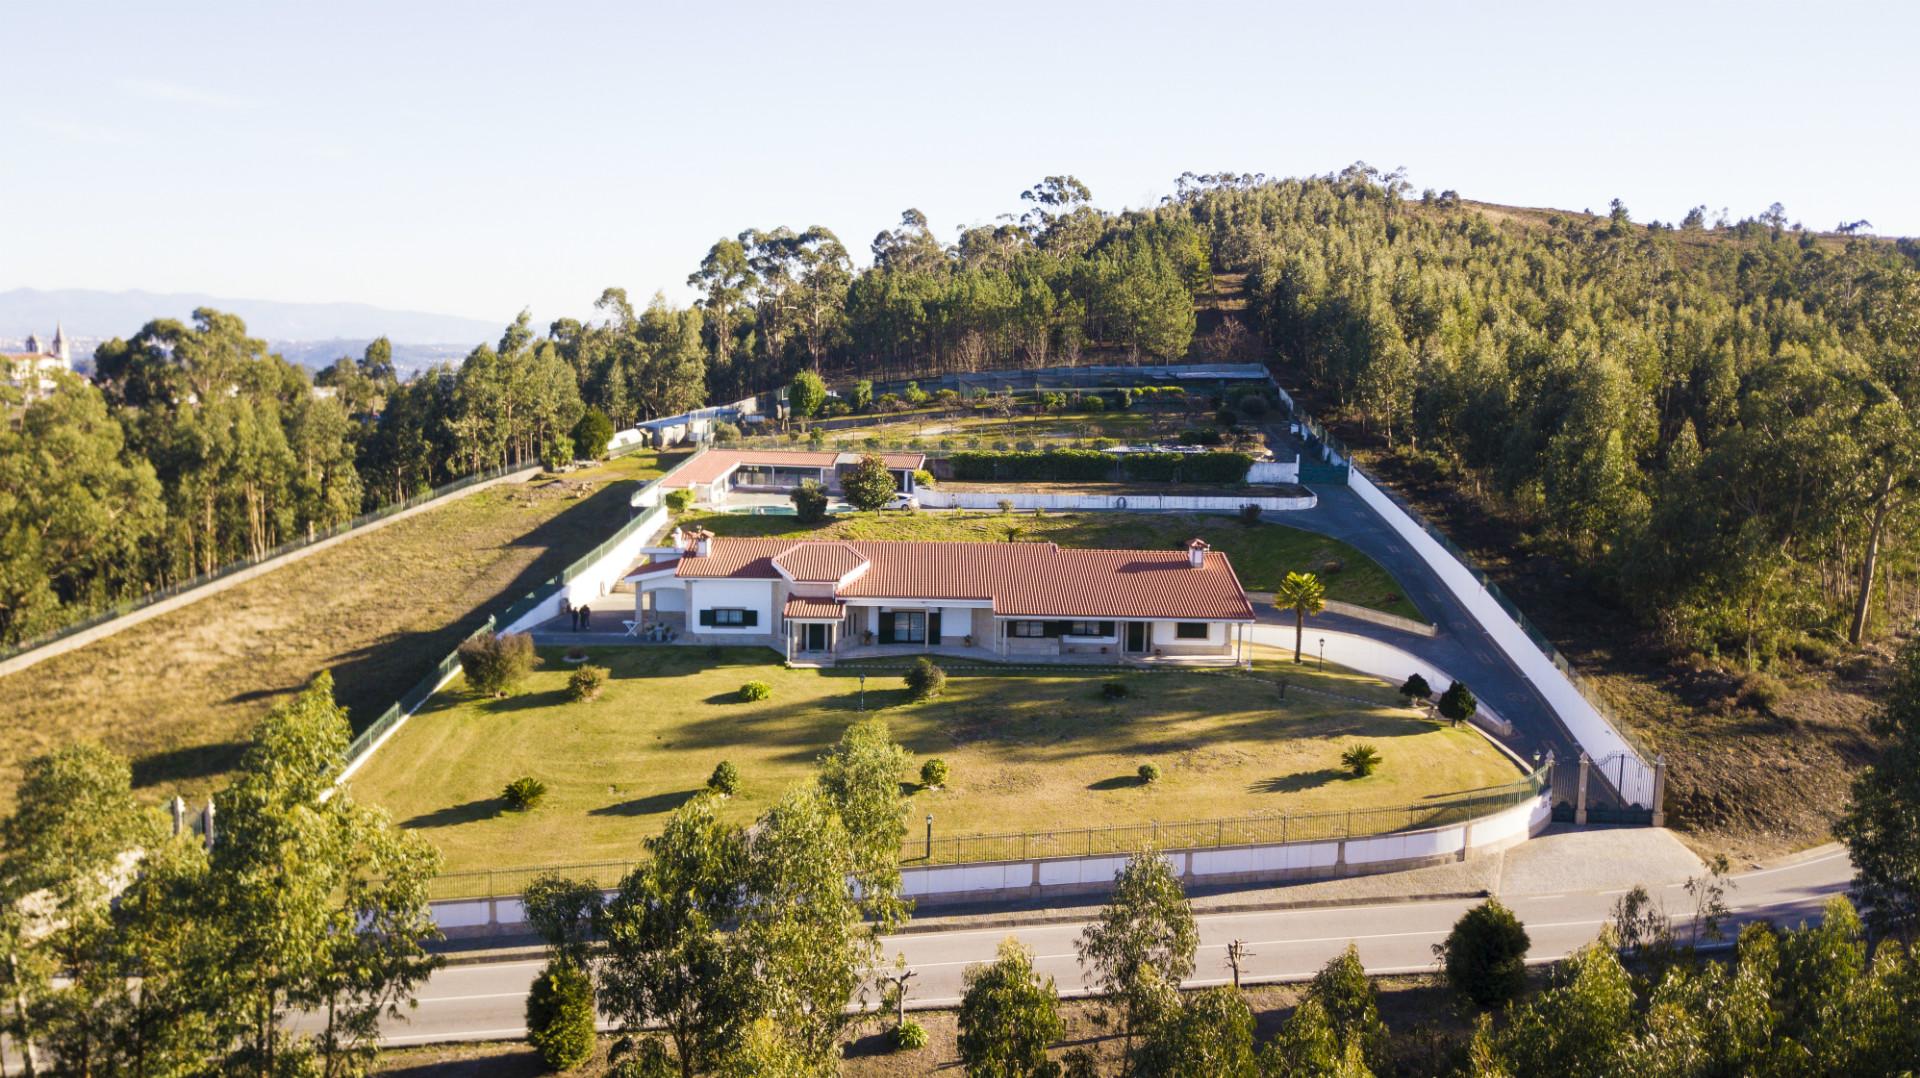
[5, 168, 1919, 663]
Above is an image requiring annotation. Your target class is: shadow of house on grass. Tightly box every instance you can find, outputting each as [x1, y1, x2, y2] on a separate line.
[591, 788, 699, 818]
[1088, 774, 1151, 791]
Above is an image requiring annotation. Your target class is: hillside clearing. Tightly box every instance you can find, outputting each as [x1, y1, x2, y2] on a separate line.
[0, 452, 674, 808]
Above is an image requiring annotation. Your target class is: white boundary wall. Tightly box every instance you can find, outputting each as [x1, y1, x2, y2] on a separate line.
[497, 503, 674, 636]
[918, 489, 1317, 512]
[1246, 460, 1300, 484]
[427, 786, 1550, 934]
[1346, 469, 1654, 804]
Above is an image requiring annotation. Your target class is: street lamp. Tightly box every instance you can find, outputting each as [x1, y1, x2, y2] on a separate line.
[1318, 637, 1325, 670]
[925, 813, 934, 859]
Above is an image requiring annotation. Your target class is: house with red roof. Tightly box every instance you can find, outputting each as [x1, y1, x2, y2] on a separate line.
[627, 529, 1256, 665]
[656, 449, 926, 506]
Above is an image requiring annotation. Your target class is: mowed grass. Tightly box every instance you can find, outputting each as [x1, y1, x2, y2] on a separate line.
[685, 508, 1422, 620]
[350, 645, 1515, 881]
[0, 452, 675, 809]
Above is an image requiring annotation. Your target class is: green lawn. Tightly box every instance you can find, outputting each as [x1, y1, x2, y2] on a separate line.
[684, 508, 1422, 621]
[351, 645, 1515, 889]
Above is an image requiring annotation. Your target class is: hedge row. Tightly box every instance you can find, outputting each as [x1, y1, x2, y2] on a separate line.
[946, 449, 1254, 485]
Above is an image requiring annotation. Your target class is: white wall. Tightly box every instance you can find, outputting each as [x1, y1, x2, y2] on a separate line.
[917, 490, 1316, 512]
[426, 788, 1550, 934]
[1346, 470, 1654, 804]
[688, 578, 776, 633]
[498, 504, 672, 635]
[1246, 461, 1300, 484]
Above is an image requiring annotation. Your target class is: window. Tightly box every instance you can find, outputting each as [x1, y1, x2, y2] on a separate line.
[894, 611, 926, 643]
[1011, 620, 1046, 638]
[1175, 622, 1209, 640]
[700, 607, 757, 627]
[1067, 621, 1112, 637]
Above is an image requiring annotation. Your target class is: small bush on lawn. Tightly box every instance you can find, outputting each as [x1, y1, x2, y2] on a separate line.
[566, 664, 609, 702]
[459, 631, 540, 697]
[503, 776, 548, 811]
[1239, 502, 1262, 525]
[1438, 898, 1531, 1008]
[664, 489, 693, 513]
[1138, 762, 1161, 785]
[1102, 681, 1130, 700]
[1438, 681, 1477, 727]
[708, 760, 740, 796]
[1341, 744, 1381, 778]
[921, 758, 949, 788]
[526, 959, 595, 1071]
[893, 1018, 929, 1051]
[739, 680, 772, 702]
[906, 657, 947, 701]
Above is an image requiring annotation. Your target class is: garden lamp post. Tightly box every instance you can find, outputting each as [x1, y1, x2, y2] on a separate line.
[859, 674, 867, 712]
[925, 813, 934, 860]
[1319, 637, 1325, 669]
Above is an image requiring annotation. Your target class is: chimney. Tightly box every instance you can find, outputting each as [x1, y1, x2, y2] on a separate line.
[695, 529, 713, 558]
[1186, 538, 1208, 568]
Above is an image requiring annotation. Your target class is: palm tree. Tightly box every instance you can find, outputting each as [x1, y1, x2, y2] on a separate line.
[1274, 571, 1326, 663]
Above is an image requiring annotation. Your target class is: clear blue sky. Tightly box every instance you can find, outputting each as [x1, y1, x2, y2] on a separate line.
[4, 0, 1915, 329]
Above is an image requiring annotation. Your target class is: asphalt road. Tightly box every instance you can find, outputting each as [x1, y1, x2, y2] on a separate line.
[373, 846, 1852, 1047]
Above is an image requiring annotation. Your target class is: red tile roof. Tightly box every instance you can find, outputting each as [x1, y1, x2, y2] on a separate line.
[771, 542, 868, 583]
[666, 449, 926, 486]
[677, 538, 1253, 621]
[783, 597, 847, 619]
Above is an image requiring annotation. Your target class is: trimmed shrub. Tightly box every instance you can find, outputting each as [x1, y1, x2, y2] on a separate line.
[892, 1018, 929, 1051]
[1341, 744, 1381, 777]
[921, 758, 949, 788]
[664, 488, 693, 513]
[708, 760, 740, 796]
[905, 657, 947, 701]
[503, 776, 548, 811]
[738, 680, 772, 702]
[459, 631, 540, 697]
[1239, 503, 1262, 525]
[1102, 681, 1130, 700]
[791, 479, 830, 522]
[912, 467, 936, 489]
[1138, 762, 1161, 784]
[525, 959, 595, 1071]
[843, 453, 899, 511]
[1438, 681, 1478, 727]
[820, 399, 851, 417]
[1438, 898, 1531, 1008]
[566, 664, 609, 702]
[1399, 673, 1432, 705]
[1179, 427, 1224, 447]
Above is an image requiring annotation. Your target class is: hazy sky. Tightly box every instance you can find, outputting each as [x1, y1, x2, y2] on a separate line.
[4, 1, 1915, 329]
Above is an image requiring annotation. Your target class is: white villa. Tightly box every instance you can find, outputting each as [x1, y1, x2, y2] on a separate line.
[628, 530, 1257, 665]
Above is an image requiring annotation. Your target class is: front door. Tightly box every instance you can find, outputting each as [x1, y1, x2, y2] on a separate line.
[1125, 621, 1148, 653]
[804, 623, 828, 652]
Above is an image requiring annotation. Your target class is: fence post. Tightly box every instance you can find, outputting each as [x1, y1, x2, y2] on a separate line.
[1651, 755, 1668, 828]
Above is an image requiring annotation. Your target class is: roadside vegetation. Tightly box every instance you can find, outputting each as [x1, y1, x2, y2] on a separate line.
[685, 508, 1422, 621]
[350, 644, 1511, 880]
[0, 451, 669, 807]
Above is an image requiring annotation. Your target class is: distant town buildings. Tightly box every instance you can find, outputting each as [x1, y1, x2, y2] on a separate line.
[4, 325, 72, 403]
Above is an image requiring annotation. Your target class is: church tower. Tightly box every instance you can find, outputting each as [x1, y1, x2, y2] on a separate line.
[51, 325, 69, 366]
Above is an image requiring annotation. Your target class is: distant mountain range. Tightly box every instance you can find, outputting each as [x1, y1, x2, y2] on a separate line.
[0, 288, 507, 374]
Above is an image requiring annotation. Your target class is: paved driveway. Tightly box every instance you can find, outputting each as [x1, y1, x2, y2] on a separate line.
[1262, 485, 1581, 766]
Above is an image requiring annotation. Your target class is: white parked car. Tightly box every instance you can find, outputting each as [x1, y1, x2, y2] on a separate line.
[883, 492, 920, 511]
